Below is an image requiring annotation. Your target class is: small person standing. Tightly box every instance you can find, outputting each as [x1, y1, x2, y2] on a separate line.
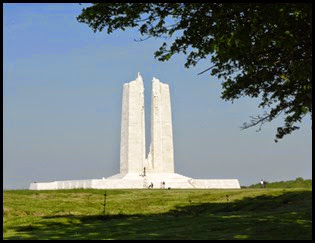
[260, 179, 264, 188]
[148, 182, 154, 189]
[263, 180, 267, 188]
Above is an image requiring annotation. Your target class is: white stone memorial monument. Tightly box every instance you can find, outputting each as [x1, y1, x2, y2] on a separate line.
[30, 73, 240, 190]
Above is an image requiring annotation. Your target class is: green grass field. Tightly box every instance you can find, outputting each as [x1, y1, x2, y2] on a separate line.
[3, 188, 312, 240]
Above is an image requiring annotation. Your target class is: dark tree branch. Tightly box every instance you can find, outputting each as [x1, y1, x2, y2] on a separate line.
[134, 36, 152, 42]
[197, 65, 217, 75]
[241, 110, 283, 132]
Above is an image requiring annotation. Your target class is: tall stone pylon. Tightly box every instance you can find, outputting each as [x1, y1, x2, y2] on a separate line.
[120, 73, 146, 174]
[146, 77, 174, 173]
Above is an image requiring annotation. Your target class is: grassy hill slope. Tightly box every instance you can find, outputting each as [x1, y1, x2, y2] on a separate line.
[3, 188, 312, 240]
[248, 177, 312, 189]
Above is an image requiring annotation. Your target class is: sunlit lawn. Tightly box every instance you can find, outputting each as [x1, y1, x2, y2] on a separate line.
[3, 188, 312, 240]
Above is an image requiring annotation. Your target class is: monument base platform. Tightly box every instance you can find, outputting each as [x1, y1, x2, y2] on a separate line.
[29, 172, 240, 190]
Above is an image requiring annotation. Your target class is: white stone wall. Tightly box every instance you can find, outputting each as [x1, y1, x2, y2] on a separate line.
[149, 78, 162, 172]
[29, 180, 93, 190]
[29, 176, 241, 190]
[120, 73, 146, 173]
[149, 78, 174, 173]
[160, 82, 174, 173]
[120, 83, 129, 174]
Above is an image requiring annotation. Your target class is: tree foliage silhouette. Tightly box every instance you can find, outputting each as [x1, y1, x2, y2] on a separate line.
[77, 3, 312, 142]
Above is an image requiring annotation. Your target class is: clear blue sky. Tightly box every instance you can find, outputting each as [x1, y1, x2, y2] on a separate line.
[3, 3, 312, 189]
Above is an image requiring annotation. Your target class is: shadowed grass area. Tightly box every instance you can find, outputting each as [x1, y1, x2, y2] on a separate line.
[3, 188, 312, 240]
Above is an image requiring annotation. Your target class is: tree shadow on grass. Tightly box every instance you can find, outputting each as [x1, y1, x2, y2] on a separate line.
[5, 191, 312, 240]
